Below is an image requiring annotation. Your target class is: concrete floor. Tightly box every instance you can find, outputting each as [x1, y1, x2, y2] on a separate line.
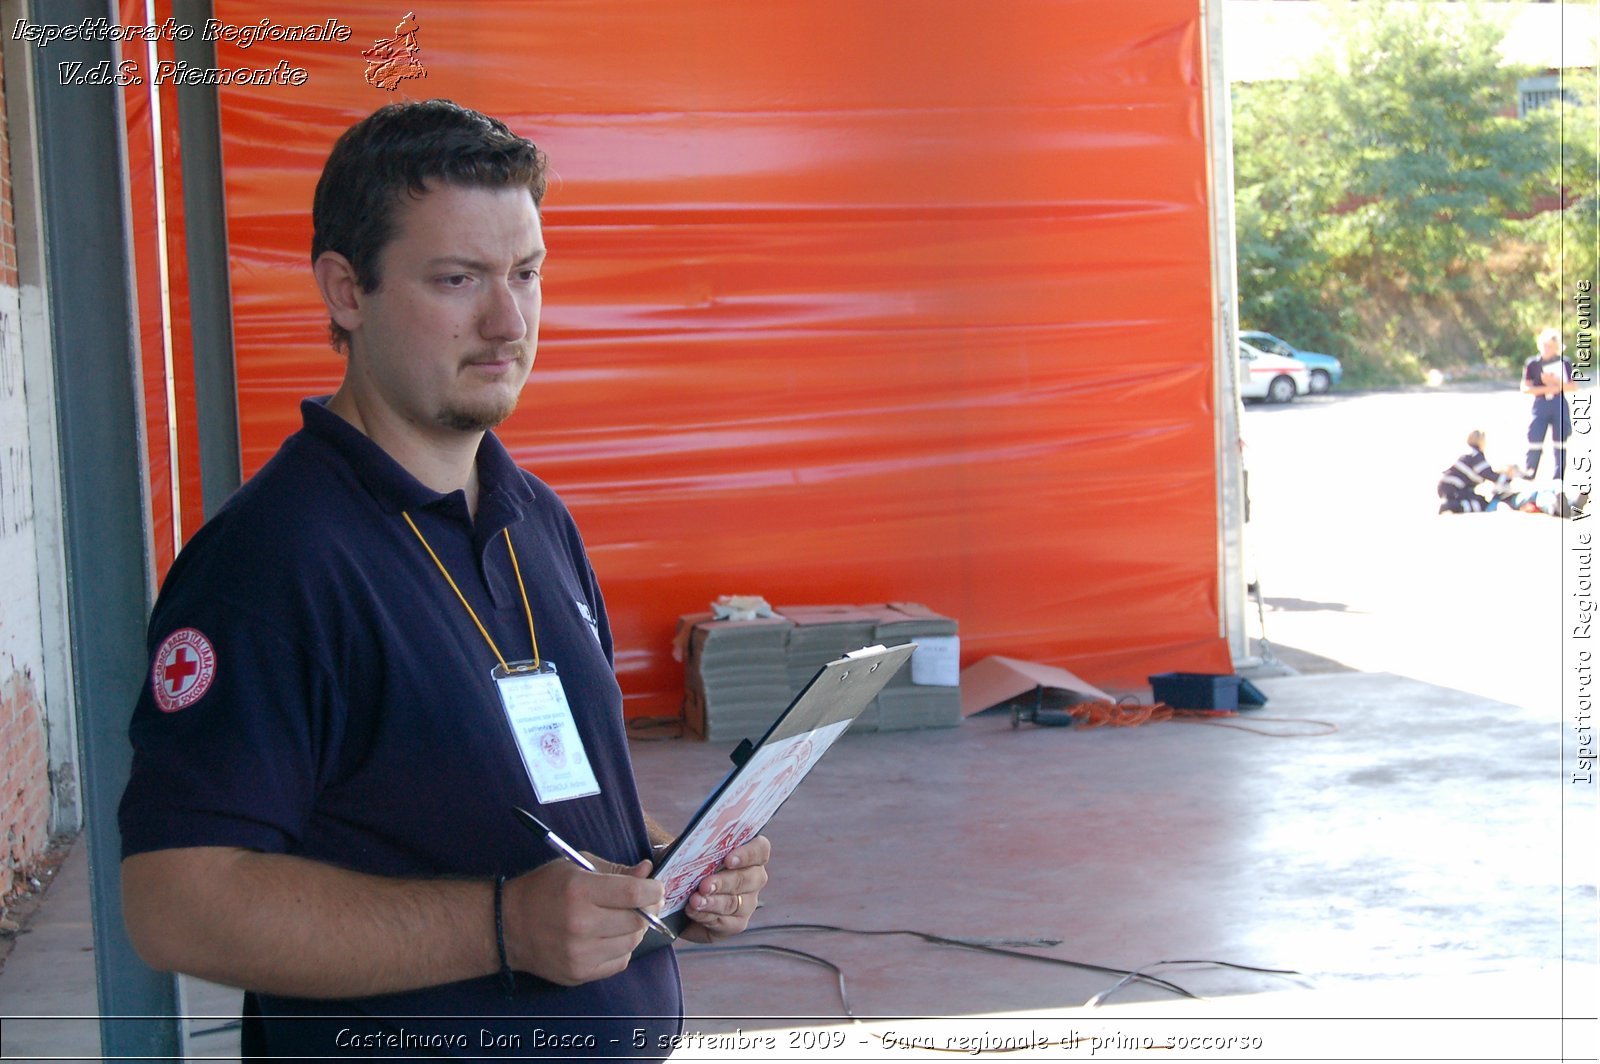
[643, 672, 1591, 1023]
[1, 669, 1592, 1061]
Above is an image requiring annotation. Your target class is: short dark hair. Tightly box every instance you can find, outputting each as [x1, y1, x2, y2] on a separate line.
[311, 100, 548, 351]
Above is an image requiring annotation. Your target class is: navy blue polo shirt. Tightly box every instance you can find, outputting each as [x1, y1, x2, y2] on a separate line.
[119, 398, 681, 1059]
[1525, 355, 1572, 410]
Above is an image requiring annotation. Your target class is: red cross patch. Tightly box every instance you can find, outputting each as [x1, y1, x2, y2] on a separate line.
[151, 628, 217, 713]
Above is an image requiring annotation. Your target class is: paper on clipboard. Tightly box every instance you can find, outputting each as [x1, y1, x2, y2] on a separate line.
[637, 642, 915, 950]
[655, 719, 848, 916]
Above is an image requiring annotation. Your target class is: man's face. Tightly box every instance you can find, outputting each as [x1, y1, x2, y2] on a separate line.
[345, 182, 545, 434]
[1541, 332, 1563, 360]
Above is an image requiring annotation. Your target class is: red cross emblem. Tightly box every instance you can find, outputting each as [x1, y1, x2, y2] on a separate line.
[151, 628, 217, 713]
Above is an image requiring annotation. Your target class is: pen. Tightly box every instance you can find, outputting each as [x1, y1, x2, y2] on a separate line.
[511, 806, 677, 941]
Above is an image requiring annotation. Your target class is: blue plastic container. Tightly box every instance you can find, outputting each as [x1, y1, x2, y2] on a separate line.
[1148, 672, 1241, 711]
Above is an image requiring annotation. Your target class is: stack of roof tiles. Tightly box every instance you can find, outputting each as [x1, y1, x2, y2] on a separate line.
[677, 602, 959, 740]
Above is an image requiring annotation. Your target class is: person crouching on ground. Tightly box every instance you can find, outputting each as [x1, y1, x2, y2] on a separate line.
[1438, 429, 1518, 513]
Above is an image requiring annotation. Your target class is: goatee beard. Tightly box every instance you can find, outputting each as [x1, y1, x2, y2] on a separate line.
[438, 348, 527, 431]
[437, 397, 518, 433]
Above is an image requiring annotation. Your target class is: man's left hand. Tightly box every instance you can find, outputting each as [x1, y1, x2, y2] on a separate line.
[677, 835, 771, 943]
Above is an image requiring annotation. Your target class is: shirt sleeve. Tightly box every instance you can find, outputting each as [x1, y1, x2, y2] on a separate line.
[119, 593, 345, 858]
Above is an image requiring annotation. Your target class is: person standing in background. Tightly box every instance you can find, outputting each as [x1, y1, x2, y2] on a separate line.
[1522, 325, 1577, 480]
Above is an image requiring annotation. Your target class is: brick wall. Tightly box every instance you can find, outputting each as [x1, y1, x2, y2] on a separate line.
[0, 42, 13, 290]
[1, 673, 48, 899]
[0, 33, 54, 902]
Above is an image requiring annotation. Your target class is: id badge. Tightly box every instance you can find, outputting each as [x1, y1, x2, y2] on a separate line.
[494, 661, 601, 804]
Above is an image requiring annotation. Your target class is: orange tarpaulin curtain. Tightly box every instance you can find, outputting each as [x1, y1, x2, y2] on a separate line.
[210, 1, 1231, 717]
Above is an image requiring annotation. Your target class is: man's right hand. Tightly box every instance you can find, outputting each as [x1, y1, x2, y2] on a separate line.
[501, 857, 663, 986]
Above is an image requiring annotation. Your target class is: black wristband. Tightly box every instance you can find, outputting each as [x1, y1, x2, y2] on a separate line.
[494, 875, 515, 998]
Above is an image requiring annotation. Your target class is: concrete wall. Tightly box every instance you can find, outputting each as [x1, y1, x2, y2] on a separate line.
[0, 42, 52, 902]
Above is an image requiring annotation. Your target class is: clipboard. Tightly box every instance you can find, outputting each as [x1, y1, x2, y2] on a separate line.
[635, 641, 916, 954]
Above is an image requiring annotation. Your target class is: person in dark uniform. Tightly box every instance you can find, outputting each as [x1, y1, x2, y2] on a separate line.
[118, 101, 770, 1061]
[1438, 429, 1517, 513]
[1523, 326, 1577, 480]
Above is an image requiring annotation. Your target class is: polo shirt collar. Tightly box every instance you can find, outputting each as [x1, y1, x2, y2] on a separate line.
[299, 397, 536, 530]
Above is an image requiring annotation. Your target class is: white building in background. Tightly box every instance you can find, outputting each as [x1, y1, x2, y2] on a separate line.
[1222, 0, 1598, 84]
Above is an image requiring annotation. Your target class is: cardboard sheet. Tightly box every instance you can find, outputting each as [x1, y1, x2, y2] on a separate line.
[959, 655, 1115, 718]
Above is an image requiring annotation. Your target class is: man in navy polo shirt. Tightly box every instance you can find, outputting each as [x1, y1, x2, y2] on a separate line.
[118, 100, 770, 1060]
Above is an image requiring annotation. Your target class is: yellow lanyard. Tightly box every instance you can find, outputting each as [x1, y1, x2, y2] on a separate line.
[402, 512, 542, 671]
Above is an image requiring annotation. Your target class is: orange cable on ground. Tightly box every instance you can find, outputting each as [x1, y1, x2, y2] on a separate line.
[1067, 701, 1338, 737]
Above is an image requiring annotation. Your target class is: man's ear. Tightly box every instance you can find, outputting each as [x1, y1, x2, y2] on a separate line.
[312, 251, 365, 336]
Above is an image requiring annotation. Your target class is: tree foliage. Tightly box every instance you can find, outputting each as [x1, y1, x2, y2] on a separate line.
[1548, 74, 1599, 313]
[1232, 0, 1593, 382]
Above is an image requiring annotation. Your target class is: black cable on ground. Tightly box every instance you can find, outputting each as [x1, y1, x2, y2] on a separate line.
[676, 921, 1219, 1011]
[676, 942, 860, 1019]
[1086, 957, 1306, 1007]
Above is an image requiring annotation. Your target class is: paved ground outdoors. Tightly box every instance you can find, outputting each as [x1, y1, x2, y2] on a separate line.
[0, 382, 1594, 1062]
[1242, 383, 1572, 711]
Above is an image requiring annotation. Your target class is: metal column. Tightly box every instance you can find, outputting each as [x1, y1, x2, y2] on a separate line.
[174, 0, 241, 515]
[1201, 0, 1251, 665]
[26, 0, 183, 1056]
